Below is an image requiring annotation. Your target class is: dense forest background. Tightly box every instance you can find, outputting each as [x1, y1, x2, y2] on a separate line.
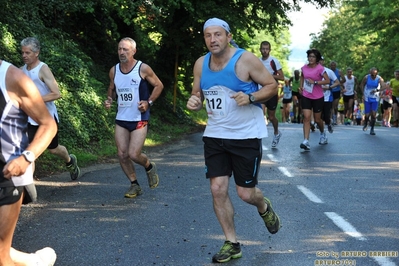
[1, 0, 396, 170]
[310, 0, 399, 81]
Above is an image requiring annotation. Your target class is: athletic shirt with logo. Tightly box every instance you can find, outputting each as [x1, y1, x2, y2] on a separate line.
[201, 49, 267, 139]
[22, 62, 59, 125]
[259, 55, 282, 76]
[301, 63, 325, 100]
[364, 75, 380, 102]
[114, 61, 150, 122]
[343, 75, 356, 96]
[0, 61, 33, 187]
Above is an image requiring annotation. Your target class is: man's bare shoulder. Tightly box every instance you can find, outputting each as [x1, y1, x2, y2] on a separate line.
[238, 50, 262, 68]
[240, 50, 258, 60]
[193, 56, 206, 73]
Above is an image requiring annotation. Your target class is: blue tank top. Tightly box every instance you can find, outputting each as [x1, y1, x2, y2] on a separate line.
[332, 68, 341, 92]
[200, 49, 267, 139]
[201, 49, 259, 95]
[364, 75, 380, 102]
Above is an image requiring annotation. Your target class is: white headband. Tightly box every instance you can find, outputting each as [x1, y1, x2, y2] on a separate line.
[203, 18, 239, 48]
[203, 18, 231, 33]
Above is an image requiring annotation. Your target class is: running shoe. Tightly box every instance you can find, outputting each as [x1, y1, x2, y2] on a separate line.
[332, 115, 337, 125]
[271, 130, 282, 148]
[300, 140, 310, 151]
[34, 247, 57, 266]
[261, 197, 281, 234]
[68, 154, 81, 180]
[362, 123, 368, 131]
[327, 124, 333, 133]
[124, 183, 143, 198]
[146, 162, 159, 188]
[319, 132, 328, 145]
[212, 241, 242, 263]
[370, 128, 376, 135]
[387, 122, 391, 128]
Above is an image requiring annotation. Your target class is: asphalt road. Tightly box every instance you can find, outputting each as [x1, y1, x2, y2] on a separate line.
[13, 123, 399, 266]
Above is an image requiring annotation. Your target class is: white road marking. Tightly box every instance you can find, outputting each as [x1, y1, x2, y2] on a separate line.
[267, 154, 277, 162]
[372, 257, 397, 266]
[297, 185, 323, 203]
[324, 212, 366, 241]
[278, 166, 293, 177]
[262, 143, 268, 150]
[269, 148, 397, 266]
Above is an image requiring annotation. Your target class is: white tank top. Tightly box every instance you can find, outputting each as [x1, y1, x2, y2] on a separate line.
[22, 62, 59, 125]
[114, 61, 150, 121]
[343, 75, 356, 96]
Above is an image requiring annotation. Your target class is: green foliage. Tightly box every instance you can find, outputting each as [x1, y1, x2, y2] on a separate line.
[247, 29, 292, 78]
[311, 0, 399, 83]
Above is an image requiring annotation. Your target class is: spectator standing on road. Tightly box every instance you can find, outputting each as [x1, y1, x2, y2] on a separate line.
[0, 60, 57, 265]
[104, 37, 163, 198]
[281, 78, 292, 123]
[330, 61, 345, 125]
[290, 70, 302, 123]
[186, 18, 280, 263]
[360, 67, 386, 135]
[259, 41, 284, 148]
[389, 70, 399, 127]
[21, 37, 81, 180]
[299, 49, 330, 151]
[342, 67, 357, 125]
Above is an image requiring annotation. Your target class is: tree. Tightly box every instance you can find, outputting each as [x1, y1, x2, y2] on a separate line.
[311, 0, 399, 80]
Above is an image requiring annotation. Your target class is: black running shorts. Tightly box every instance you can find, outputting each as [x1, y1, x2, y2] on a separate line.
[202, 137, 262, 188]
[1, 172, 35, 206]
[301, 96, 324, 113]
[0, 185, 24, 206]
[28, 120, 59, 150]
[264, 94, 278, 111]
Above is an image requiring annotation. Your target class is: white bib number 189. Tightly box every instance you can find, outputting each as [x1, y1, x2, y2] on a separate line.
[117, 87, 134, 107]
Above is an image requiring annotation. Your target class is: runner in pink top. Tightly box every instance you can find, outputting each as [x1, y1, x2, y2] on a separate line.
[299, 48, 330, 151]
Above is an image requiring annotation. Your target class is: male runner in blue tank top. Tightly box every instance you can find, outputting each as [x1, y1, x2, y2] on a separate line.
[187, 18, 281, 263]
[359, 67, 386, 135]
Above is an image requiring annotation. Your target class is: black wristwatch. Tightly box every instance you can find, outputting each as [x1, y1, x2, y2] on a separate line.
[248, 94, 255, 103]
[314, 81, 318, 85]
